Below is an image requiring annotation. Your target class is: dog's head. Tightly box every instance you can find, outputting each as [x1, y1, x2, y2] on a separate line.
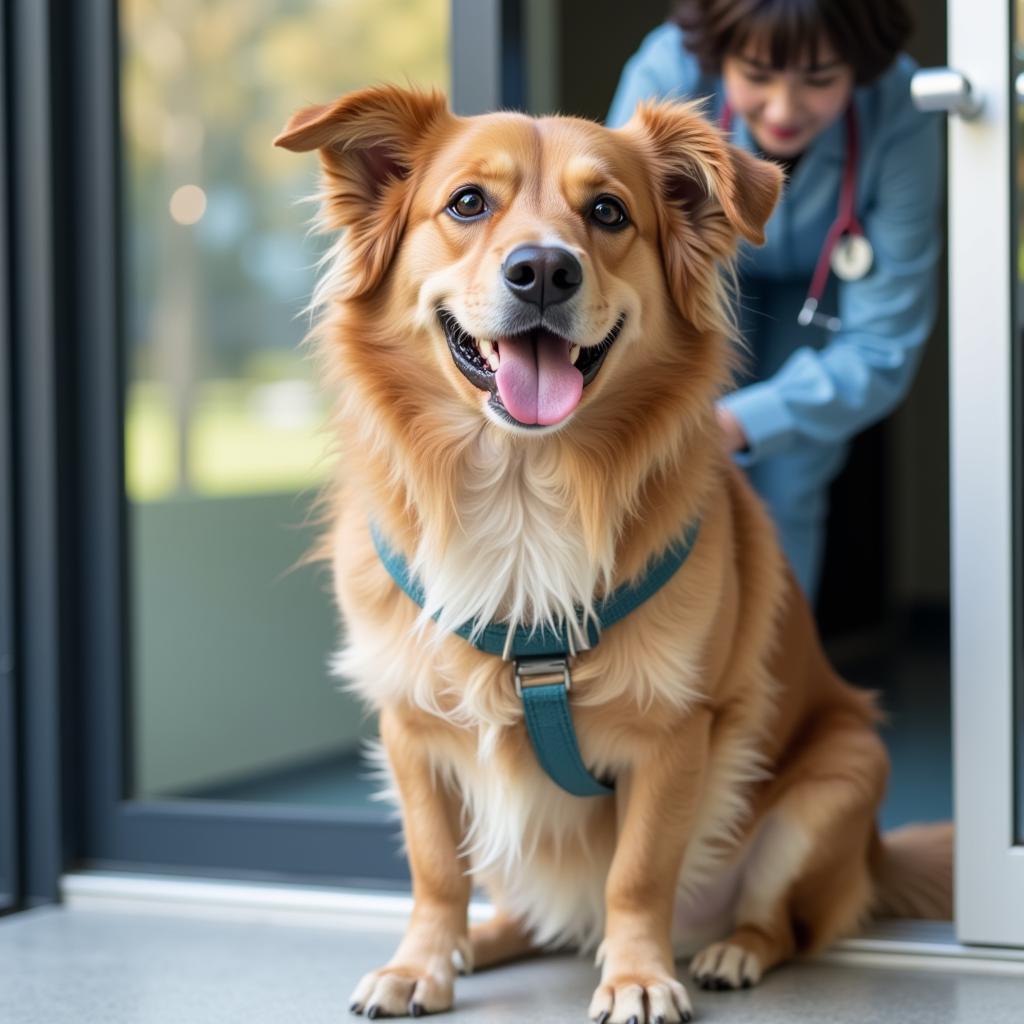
[276, 86, 781, 437]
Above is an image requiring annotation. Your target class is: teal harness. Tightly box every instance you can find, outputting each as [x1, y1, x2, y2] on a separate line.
[371, 520, 700, 797]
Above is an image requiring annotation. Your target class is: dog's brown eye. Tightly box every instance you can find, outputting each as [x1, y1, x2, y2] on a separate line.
[447, 187, 488, 220]
[591, 196, 628, 230]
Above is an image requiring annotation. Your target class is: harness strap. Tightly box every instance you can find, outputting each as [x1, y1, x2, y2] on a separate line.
[520, 680, 613, 797]
[370, 519, 700, 798]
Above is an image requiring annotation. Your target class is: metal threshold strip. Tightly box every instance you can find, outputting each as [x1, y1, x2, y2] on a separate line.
[61, 872, 1024, 975]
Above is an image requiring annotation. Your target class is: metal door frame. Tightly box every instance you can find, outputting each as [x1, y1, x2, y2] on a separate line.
[949, 0, 1024, 946]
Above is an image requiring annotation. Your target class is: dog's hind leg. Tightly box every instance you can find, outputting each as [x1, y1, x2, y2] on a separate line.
[469, 911, 539, 970]
[690, 705, 888, 990]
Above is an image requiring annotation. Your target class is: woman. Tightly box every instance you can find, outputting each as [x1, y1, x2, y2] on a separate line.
[607, 0, 941, 602]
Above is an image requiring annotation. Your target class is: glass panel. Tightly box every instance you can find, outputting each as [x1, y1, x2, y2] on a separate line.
[1015, 0, 1024, 845]
[121, 0, 448, 806]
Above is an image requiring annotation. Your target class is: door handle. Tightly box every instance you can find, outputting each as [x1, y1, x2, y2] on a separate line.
[911, 68, 984, 119]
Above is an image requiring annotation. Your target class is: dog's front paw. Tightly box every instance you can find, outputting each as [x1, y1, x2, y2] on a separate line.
[588, 972, 693, 1024]
[349, 959, 457, 1019]
[690, 941, 764, 990]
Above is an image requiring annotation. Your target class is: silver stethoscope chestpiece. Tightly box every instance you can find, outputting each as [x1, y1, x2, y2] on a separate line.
[831, 233, 874, 281]
[719, 101, 874, 335]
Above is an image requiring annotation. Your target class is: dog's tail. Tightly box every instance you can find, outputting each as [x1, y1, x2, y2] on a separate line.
[870, 821, 954, 920]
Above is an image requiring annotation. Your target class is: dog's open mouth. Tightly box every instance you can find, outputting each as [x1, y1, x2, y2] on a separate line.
[439, 310, 626, 428]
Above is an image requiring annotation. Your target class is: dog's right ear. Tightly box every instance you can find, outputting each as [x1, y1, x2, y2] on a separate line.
[275, 85, 452, 298]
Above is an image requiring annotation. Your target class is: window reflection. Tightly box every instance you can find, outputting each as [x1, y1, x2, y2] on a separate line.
[122, 0, 448, 499]
[121, 0, 448, 804]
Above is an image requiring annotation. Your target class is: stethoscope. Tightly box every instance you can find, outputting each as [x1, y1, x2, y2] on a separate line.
[721, 103, 874, 332]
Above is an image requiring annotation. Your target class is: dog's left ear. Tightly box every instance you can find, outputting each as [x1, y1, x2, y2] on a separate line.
[628, 98, 783, 245]
[275, 85, 453, 298]
[623, 99, 783, 327]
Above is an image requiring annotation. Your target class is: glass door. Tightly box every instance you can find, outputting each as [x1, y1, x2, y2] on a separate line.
[948, 0, 1024, 946]
[88, 0, 454, 883]
[79, 0, 513, 888]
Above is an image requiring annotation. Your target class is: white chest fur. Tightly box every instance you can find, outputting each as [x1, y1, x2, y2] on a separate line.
[410, 434, 613, 654]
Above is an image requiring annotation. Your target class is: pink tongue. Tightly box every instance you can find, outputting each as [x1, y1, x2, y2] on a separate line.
[494, 331, 583, 426]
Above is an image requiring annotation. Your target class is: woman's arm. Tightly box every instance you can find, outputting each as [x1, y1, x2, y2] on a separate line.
[720, 99, 943, 463]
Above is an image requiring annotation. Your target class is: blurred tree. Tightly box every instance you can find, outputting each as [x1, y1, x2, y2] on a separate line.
[122, 0, 448, 492]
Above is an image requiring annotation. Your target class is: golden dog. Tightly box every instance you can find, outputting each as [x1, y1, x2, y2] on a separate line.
[275, 86, 951, 1023]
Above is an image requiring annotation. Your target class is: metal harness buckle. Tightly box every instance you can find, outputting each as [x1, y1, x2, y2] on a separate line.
[513, 654, 571, 698]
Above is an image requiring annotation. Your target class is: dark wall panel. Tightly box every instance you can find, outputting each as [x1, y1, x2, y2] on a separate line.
[0, 0, 20, 915]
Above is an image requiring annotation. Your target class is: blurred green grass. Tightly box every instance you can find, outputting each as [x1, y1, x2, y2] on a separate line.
[126, 379, 334, 501]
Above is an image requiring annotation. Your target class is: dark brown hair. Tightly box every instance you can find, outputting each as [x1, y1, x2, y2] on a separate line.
[671, 0, 913, 85]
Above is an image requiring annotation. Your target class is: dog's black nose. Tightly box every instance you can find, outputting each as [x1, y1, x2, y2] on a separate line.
[502, 245, 582, 308]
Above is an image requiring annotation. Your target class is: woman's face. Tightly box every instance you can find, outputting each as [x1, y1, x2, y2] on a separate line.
[721, 38, 855, 158]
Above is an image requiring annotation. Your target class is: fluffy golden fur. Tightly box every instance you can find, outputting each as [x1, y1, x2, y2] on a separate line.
[275, 86, 952, 1023]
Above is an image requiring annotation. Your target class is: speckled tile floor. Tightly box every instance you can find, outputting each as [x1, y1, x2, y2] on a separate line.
[1, 905, 1022, 1024]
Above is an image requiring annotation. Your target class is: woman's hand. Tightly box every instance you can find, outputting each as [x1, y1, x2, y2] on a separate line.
[716, 406, 749, 454]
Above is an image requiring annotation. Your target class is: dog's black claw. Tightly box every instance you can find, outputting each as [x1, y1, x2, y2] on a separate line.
[741, 978, 752, 989]
[681, 1012, 693, 1022]
[366, 1006, 381, 1020]
[410, 1004, 425, 1018]
[654, 1016, 666, 1024]
[595, 1012, 610, 1024]
[627, 1016, 639, 1024]
[350, 1004, 363, 1015]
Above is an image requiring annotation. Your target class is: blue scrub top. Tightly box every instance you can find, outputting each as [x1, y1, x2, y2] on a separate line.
[606, 22, 943, 468]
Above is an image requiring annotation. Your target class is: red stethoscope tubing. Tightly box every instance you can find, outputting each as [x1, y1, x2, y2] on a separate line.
[720, 102, 866, 329]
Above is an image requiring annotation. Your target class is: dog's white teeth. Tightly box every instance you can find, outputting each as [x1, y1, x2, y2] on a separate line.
[478, 338, 500, 372]
[569, 344, 581, 365]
